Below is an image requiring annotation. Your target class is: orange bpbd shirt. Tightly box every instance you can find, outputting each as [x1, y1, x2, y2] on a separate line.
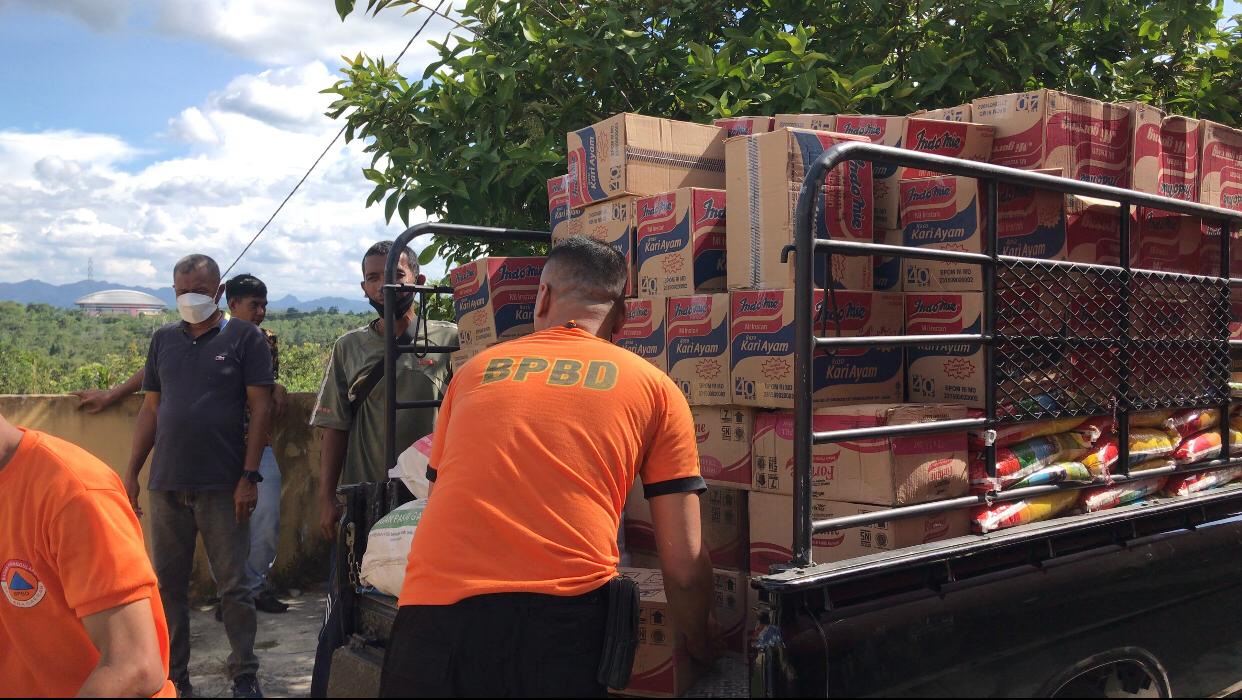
[399, 325, 704, 606]
[0, 429, 176, 698]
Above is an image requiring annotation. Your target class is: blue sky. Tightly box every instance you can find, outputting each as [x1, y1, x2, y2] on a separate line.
[0, 1, 1239, 299]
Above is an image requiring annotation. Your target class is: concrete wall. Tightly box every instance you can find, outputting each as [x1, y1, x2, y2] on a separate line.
[0, 393, 331, 596]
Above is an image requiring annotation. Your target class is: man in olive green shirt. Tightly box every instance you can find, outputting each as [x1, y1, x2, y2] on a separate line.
[311, 241, 457, 541]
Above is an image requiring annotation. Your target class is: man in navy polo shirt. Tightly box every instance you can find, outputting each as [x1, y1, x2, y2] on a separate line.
[124, 254, 274, 699]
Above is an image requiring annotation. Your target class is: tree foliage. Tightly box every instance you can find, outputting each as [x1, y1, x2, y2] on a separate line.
[325, 0, 1242, 265]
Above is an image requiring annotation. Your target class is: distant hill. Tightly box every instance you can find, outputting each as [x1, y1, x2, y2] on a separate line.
[0, 279, 373, 314]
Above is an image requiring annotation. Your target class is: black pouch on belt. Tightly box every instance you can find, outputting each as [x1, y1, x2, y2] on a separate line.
[596, 575, 640, 689]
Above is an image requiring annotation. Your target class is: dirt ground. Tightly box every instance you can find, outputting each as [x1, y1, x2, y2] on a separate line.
[185, 587, 324, 698]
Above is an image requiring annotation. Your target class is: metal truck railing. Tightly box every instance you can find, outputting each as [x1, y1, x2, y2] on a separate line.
[787, 142, 1242, 570]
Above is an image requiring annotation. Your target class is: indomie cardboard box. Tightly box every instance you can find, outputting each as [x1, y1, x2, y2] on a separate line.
[693, 405, 753, 489]
[910, 104, 973, 122]
[751, 403, 968, 503]
[636, 188, 727, 297]
[835, 115, 906, 229]
[725, 128, 874, 291]
[971, 89, 1132, 188]
[666, 294, 730, 405]
[625, 483, 748, 571]
[748, 491, 970, 574]
[714, 116, 774, 138]
[729, 290, 903, 408]
[548, 174, 583, 241]
[773, 114, 836, 131]
[567, 113, 726, 208]
[873, 228, 903, 292]
[564, 195, 637, 297]
[901, 175, 1066, 291]
[1199, 121, 1242, 271]
[450, 257, 546, 347]
[905, 293, 985, 407]
[900, 118, 996, 180]
[621, 561, 751, 658]
[614, 297, 667, 372]
[617, 567, 699, 697]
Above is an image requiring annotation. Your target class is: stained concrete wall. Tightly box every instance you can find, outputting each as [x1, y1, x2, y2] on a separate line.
[0, 393, 331, 596]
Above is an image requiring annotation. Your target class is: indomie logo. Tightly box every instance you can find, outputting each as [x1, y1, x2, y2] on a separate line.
[839, 122, 882, 137]
[1160, 182, 1193, 198]
[671, 300, 710, 319]
[816, 300, 867, 322]
[906, 184, 953, 202]
[697, 197, 726, 225]
[641, 197, 674, 218]
[912, 299, 960, 315]
[737, 297, 781, 313]
[847, 161, 866, 231]
[498, 264, 543, 282]
[626, 304, 652, 321]
[912, 129, 963, 151]
[1223, 193, 1242, 207]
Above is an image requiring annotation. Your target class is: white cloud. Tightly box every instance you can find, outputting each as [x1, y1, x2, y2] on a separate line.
[0, 60, 442, 300]
[1, 0, 131, 30]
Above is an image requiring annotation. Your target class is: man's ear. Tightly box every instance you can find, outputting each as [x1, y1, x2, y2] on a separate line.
[535, 282, 552, 319]
[608, 299, 626, 337]
[416, 273, 427, 286]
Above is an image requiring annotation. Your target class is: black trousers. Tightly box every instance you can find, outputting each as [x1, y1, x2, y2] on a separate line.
[379, 589, 609, 698]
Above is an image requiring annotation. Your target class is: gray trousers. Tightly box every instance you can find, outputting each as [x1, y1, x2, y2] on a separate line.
[150, 489, 259, 682]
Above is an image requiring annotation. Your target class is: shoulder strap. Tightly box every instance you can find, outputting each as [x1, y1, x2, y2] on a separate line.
[347, 327, 415, 417]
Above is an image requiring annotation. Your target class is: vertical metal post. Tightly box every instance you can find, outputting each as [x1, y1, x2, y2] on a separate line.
[1117, 203, 1132, 475]
[383, 250, 401, 476]
[982, 179, 999, 479]
[791, 160, 823, 569]
[1221, 221, 1232, 461]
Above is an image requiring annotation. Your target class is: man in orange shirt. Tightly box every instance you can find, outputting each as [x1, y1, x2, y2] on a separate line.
[0, 411, 175, 698]
[379, 237, 718, 698]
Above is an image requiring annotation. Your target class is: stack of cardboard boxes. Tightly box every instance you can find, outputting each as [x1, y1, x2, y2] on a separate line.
[443, 94, 1242, 697]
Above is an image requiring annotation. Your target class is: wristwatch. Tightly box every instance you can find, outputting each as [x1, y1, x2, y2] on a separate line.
[244, 470, 264, 484]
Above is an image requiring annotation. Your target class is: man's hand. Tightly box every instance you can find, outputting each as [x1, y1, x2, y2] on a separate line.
[71, 389, 116, 414]
[685, 613, 726, 670]
[320, 494, 342, 541]
[234, 477, 259, 524]
[123, 470, 143, 519]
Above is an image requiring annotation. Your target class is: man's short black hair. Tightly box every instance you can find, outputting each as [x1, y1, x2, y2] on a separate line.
[174, 254, 221, 283]
[225, 274, 267, 303]
[363, 240, 417, 275]
[545, 236, 628, 304]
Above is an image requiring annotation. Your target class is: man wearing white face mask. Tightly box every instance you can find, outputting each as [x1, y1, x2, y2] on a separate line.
[125, 254, 275, 699]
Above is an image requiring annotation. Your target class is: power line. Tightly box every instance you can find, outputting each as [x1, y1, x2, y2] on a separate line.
[221, 0, 449, 280]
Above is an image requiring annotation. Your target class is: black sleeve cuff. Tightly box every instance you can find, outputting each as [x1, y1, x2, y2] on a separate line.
[643, 476, 708, 499]
[426, 466, 438, 483]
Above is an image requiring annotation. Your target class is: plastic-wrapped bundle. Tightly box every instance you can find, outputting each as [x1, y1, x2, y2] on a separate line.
[971, 490, 1080, 534]
[1079, 477, 1166, 513]
[1165, 409, 1219, 440]
[1173, 427, 1242, 464]
[973, 433, 1093, 491]
[970, 418, 1087, 450]
[1072, 417, 1113, 443]
[1079, 429, 1180, 479]
[1163, 467, 1242, 496]
[1131, 410, 1175, 428]
[1130, 458, 1175, 474]
[1010, 461, 1092, 489]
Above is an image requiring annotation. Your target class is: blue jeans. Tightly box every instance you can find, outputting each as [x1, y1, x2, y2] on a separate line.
[246, 446, 282, 595]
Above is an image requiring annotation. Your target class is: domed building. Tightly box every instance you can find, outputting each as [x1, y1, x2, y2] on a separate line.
[74, 289, 168, 317]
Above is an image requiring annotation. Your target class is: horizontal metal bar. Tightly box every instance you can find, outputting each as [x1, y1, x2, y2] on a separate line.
[814, 142, 1242, 225]
[384, 283, 454, 294]
[811, 456, 1242, 534]
[997, 335, 1230, 349]
[814, 238, 993, 264]
[395, 344, 460, 354]
[817, 334, 989, 348]
[394, 399, 442, 410]
[813, 417, 988, 445]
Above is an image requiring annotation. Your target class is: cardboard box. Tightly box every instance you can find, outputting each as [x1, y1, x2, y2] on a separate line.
[1199, 120, 1242, 269]
[617, 567, 700, 697]
[905, 293, 985, 407]
[901, 175, 1066, 291]
[625, 483, 748, 571]
[971, 89, 1132, 188]
[636, 189, 727, 297]
[449, 342, 489, 374]
[667, 294, 731, 405]
[714, 116, 774, 138]
[1066, 195, 1122, 265]
[566, 195, 637, 297]
[748, 491, 970, 574]
[449, 257, 546, 347]
[693, 406, 753, 489]
[620, 561, 751, 658]
[900, 118, 995, 180]
[548, 174, 583, 241]
[873, 228, 902, 292]
[1129, 104, 1200, 201]
[773, 114, 836, 131]
[730, 290, 903, 408]
[725, 128, 874, 291]
[567, 113, 726, 208]
[910, 104, 972, 122]
[835, 115, 905, 229]
[614, 297, 667, 371]
[751, 403, 968, 503]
